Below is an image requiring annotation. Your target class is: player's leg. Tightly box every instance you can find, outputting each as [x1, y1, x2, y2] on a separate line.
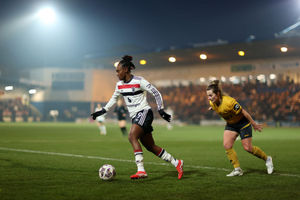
[224, 130, 243, 176]
[97, 121, 106, 135]
[97, 121, 104, 135]
[240, 127, 273, 174]
[242, 137, 269, 161]
[101, 123, 107, 135]
[128, 124, 147, 179]
[241, 126, 267, 160]
[119, 120, 127, 136]
[140, 133, 183, 179]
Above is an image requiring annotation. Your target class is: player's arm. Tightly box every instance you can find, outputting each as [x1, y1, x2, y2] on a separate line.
[241, 109, 263, 132]
[208, 101, 214, 111]
[140, 78, 171, 122]
[91, 85, 120, 120]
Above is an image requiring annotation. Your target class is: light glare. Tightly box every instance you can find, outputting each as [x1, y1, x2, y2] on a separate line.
[280, 47, 288, 52]
[37, 7, 56, 24]
[199, 54, 207, 60]
[29, 89, 37, 94]
[238, 51, 245, 56]
[257, 74, 266, 82]
[270, 74, 276, 80]
[199, 77, 206, 82]
[5, 86, 13, 91]
[140, 59, 147, 65]
[168, 57, 176, 63]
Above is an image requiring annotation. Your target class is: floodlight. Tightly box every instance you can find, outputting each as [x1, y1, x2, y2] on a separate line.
[280, 47, 288, 53]
[257, 74, 266, 82]
[5, 86, 13, 91]
[238, 51, 245, 56]
[140, 59, 147, 65]
[200, 54, 207, 60]
[199, 77, 206, 83]
[29, 89, 37, 94]
[37, 7, 56, 24]
[270, 74, 277, 80]
[221, 76, 226, 82]
[168, 57, 176, 63]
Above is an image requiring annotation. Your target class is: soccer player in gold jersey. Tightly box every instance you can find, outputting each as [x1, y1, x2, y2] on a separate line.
[206, 80, 273, 176]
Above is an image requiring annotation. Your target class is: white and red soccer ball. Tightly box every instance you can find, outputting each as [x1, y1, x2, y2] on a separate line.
[99, 164, 116, 180]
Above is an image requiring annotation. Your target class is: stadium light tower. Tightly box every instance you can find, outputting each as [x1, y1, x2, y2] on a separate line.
[36, 7, 56, 25]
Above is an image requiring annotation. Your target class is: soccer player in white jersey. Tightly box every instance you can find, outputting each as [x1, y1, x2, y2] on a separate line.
[95, 103, 107, 135]
[91, 55, 183, 179]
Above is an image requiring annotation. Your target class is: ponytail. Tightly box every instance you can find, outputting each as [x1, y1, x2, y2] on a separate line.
[119, 55, 135, 71]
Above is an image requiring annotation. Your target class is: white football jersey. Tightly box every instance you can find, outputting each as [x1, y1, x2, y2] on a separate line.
[104, 76, 164, 118]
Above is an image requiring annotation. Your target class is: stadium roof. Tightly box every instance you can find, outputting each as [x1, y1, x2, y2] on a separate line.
[83, 36, 300, 69]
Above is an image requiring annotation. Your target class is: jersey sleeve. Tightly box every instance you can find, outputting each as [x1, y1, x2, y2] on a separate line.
[103, 84, 120, 112]
[231, 98, 242, 114]
[140, 78, 164, 110]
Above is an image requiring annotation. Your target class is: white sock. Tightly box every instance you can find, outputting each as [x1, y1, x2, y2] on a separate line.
[158, 149, 178, 167]
[99, 125, 106, 135]
[134, 151, 145, 172]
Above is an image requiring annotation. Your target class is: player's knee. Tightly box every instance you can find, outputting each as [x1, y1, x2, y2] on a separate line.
[243, 145, 252, 153]
[223, 143, 233, 150]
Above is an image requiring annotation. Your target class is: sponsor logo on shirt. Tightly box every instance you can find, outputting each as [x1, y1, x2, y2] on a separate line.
[234, 104, 240, 111]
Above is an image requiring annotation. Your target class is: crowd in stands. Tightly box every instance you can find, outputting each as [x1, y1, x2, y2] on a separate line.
[1, 80, 300, 125]
[0, 98, 40, 122]
[149, 80, 300, 124]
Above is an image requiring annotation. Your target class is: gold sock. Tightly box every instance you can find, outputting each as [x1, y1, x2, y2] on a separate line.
[225, 148, 240, 168]
[251, 146, 267, 161]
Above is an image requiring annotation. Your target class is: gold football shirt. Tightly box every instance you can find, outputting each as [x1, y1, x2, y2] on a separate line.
[209, 95, 243, 124]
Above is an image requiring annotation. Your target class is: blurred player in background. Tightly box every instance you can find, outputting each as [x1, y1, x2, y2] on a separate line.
[165, 106, 174, 130]
[206, 80, 273, 176]
[91, 55, 183, 180]
[95, 103, 107, 135]
[114, 98, 128, 136]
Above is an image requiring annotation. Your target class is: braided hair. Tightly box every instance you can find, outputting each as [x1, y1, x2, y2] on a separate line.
[207, 80, 223, 97]
[119, 55, 136, 72]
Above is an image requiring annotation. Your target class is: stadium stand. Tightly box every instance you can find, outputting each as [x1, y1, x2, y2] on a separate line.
[148, 80, 300, 126]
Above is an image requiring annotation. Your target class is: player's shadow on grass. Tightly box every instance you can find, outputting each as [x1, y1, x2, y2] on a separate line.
[243, 168, 267, 175]
[144, 169, 206, 181]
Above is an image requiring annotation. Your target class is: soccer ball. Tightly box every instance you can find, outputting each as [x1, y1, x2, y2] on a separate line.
[99, 164, 116, 180]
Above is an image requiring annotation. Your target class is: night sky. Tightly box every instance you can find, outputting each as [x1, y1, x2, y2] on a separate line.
[0, 0, 299, 69]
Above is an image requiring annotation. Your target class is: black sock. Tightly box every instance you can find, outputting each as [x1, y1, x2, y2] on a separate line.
[121, 127, 127, 135]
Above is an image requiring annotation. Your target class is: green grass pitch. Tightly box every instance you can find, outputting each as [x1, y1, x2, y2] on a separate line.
[0, 122, 300, 200]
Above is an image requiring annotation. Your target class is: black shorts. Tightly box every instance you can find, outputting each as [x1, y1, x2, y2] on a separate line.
[118, 116, 126, 121]
[225, 117, 252, 139]
[132, 109, 154, 133]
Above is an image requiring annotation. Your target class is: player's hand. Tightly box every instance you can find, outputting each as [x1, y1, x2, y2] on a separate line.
[158, 109, 171, 122]
[91, 108, 106, 120]
[252, 123, 263, 132]
[208, 106, 213, 111]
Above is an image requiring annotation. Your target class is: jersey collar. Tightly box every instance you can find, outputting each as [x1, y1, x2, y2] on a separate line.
[123, 75, 134, 83]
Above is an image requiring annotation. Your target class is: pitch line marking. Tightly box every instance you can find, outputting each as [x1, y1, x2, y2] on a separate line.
[0, 147, 299, 178]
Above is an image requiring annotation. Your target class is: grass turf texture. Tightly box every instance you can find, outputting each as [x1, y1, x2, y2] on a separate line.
[0, 122, 300, 200]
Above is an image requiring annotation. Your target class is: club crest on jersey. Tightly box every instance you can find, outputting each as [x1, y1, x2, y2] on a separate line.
[234, 104, 240, 111]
